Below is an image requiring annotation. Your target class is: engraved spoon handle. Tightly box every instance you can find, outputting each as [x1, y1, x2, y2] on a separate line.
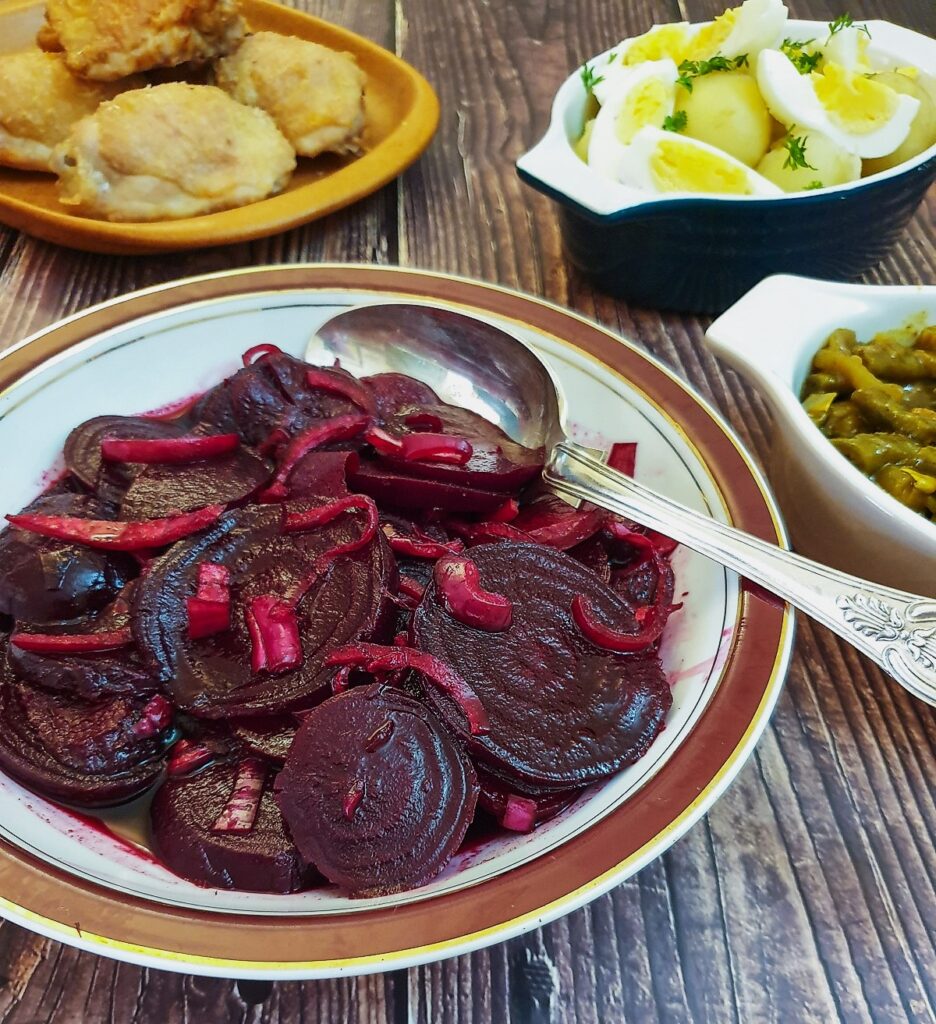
[545, 441, 936, 706]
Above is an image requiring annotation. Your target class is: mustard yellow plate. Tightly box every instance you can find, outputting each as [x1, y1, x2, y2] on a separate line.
[0, 0, 439, 253]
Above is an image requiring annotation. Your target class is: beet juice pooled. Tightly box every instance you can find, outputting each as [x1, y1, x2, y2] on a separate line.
[0, 341, 680, 896]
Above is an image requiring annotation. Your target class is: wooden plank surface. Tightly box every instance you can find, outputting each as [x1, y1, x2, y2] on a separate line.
[0, 0, 933, 1020]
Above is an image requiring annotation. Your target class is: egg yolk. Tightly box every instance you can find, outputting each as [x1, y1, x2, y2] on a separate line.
[623, 25, 692, 65]
[813, 63, 899, 135]
[649, 138, 752, 193]
[687, 7, 738, 59]
[615, 79, 673, 143]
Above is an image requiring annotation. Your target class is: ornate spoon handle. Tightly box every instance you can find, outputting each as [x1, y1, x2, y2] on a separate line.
[545, 441, 936, 706]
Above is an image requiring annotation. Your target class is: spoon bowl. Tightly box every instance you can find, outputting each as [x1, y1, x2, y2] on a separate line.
[309, 302, 936, 706]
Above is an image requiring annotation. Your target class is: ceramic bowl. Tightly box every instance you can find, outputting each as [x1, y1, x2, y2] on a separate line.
[705, 274, 936, 597]
[0, 265, 792, 977]
[516, 20, 936, 314]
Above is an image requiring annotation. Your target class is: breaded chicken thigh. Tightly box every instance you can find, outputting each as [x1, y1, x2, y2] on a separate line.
[214, 32, 366, 158]
[0, 50, 142, 172]
[52, 84, 296, 221]
[41, 0, 245, 81]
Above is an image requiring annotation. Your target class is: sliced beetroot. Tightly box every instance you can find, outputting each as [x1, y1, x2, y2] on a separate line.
[475, 766, 580, 831]
[349, 458, 510, 514]
[364, 372, 440, 419]
[132, 505, 395, 718]
[64, 415, 189, 504]
[377, 403, 543, 493]
[611, 554, 676, 609]
[285, 450, 356, 502]
[150, 758, 312, 892]
[276, 684, 478, 896]
[510, 495, 605, 550]
[569, 535, 612, 584]
[413, 542, 672, 791]
[0, 494, 135, 623]
[230, 716, 297, 765]
[0, 657, 166, 806]
[7, 583, 160, 701]
[120, 446, 271, 520]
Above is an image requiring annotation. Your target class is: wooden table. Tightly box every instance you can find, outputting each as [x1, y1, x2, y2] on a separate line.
[0, 0, 933, 1020]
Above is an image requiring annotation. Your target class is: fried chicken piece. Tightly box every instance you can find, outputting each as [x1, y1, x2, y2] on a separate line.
[214, 32, 366, 158]
[42, 0, 245, 81]
[0, 51, 143, 172]
[52, 84, 296, 221]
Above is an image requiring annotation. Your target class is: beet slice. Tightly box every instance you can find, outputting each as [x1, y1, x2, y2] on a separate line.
[8, 584, 160, 700]
[64, 415, 189, 504]
[412, 542, 672, 791]
[133, 505, 396, 718]
[364, 372, 440, 418]
[377, 404, 543, 493]
[276, 684, 479, 896]
[0, 656, 166, 806]
[349, 458, 510, 513]
[150, 758, 312, 892]
[230, 716, 297, 765]
[120, 447, 271, 520]
[285, 450, 356, 501]
[0, 493, 135, 623]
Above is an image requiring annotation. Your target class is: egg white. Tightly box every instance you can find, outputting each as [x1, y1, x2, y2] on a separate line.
[757, 49, 920, 158]
[616, 125, 783, 195]
[588, 60, 679, 182]
[689, 0, 789, 61]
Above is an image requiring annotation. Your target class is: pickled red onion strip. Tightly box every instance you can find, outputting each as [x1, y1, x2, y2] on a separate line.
[401, 433, 472, 466]
[305, 368, 376, 415]
[132, 694, 173, 738]
[211, 758, 266, 833]
[10, 627, 133, 654]
[101, 433, 239, 464]
[245, 595, 303, 674]
[571, 595, 671, 652]
[433, 555, 512, 632]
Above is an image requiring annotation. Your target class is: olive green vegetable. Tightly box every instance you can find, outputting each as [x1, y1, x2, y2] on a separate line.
[801, 321, 936, 522]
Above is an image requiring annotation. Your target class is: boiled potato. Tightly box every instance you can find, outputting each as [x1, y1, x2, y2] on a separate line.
[756, 130, 861, 191]
[674, 71, 771, 167]
[573, 118, 595, 162]
[862, 71, 936, 175]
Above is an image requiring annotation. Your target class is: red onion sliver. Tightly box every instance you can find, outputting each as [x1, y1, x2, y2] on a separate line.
[211, 758, 266, 834]
[400, 433, 472, 466]
[132, 694, 173, 738]
[403, 412, 444, 432]
[245, 595, 303, 674]
[6, 504, 225, 551]
[501, 794, 538, 832]
[241, 343, 283, 367]
[306, 368, 376, 415]
[272, 413, 369, 488]
[363, 425, 404, 456]
[101, 433, 239, 464]
[343, 780, 364, 819]
[433, 555, 512, 632]
[10, 627, 134, 654]
[166, 739, 214, 777]
[570, 595, 672, 652]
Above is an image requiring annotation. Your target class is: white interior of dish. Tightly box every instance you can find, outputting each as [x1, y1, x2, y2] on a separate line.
[0, 289, 742, 915]
[705, 275, 936, 550]
[516, 19, 936, 216]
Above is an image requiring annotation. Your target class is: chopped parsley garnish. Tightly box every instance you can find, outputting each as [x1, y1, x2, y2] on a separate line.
[827, 13, 871, 41]
[676, 53, 749, 92]
[662, 110, 688, 133]
[783, 132, 817, 171]
[780, 38, 823, 74]
[806, 180, 825, 190]
[580, 61, 604, 96]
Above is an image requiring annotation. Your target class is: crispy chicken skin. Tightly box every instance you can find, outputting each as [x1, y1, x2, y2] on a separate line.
[41, 0, 245, 81]
[214, 32, 366, 158]
[52, 84, 296, 221]
[0, 50, 143, 172]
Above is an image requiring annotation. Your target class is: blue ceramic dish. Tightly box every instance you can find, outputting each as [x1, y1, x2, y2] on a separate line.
[516, 19, 936, 314]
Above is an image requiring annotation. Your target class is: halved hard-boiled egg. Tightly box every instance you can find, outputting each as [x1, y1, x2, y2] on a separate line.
[616, 126, 782, 195]
[620, 23, 694, 66]
[821, 24, 873, 73]
[588, 60, 679, 181]
[757, 49, 920, 158]
[688, 0, 789, 61]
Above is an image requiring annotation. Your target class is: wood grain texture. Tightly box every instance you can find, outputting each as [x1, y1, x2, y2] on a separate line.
[0, 0, 934, 1020]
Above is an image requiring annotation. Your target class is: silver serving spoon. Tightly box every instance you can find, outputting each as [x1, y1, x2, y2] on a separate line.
[308, 302, 936, 705]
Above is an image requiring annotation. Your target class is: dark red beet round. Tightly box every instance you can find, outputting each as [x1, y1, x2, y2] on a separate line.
[349, 458, 510, 513]
[285, 450, 356, 501]
[120, 447, 271, 520]
[133, 505, 396, 718]
[8, 584, 160, 700]
[230, 716, 297, 765]
[0, 657, 167, 806]
[63, 415, 189, 504]
[150, 758, 312, 892]
[0, 494, 135, 623]
[276, 684, 478, 896]
[412, 542, 672, 791]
